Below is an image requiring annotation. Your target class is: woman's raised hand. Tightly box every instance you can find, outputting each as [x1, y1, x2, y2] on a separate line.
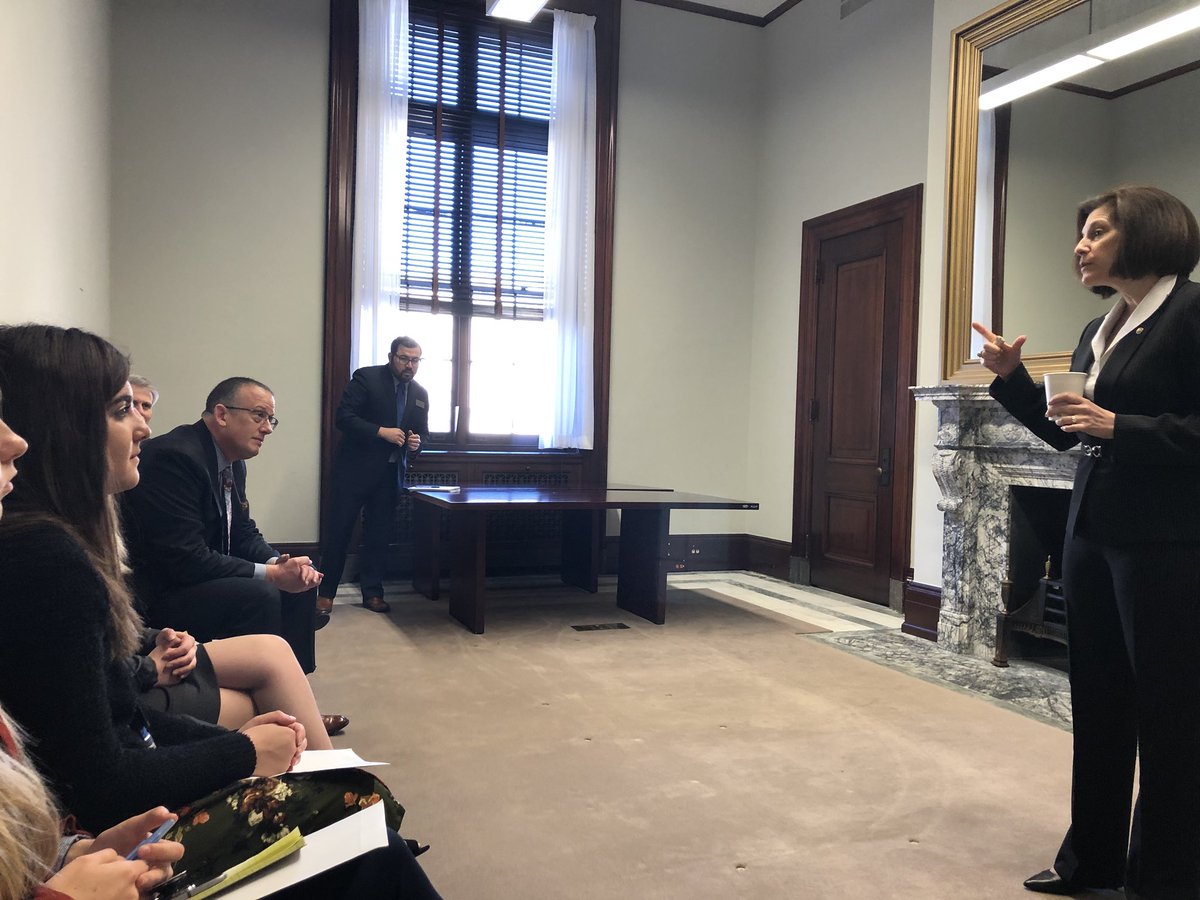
[971, 321, 1027, 379]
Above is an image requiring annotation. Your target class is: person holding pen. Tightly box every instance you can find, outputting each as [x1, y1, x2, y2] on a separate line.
[0, 324, 441, 899]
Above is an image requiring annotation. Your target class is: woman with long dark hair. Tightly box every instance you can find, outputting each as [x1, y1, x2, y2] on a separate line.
[0, 324, 301, 831]
[975, 184, 1200, 899]
[0, 324, 440, 898]
[0, 400, 183, 900]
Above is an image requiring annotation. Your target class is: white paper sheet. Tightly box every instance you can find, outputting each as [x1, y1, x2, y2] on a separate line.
[287, 749, 389, 774]
[209, 800, 389, 900]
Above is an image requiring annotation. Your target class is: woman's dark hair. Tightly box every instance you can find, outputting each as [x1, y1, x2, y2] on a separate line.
[1077, 185, 1200, 297]
[0, 324, 142, 659]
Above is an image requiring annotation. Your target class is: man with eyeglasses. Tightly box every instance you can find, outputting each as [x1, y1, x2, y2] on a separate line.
[316, 336, 429, 623]
[124, 377, 324, 673]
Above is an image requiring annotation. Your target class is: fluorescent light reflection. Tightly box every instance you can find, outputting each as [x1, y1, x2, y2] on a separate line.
[1090, 4, 1200, 60]
[977, 2, 1200, 110]
[978, 55, 1103, 110]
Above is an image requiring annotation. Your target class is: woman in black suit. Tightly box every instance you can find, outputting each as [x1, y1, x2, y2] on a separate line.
[974, 185, 1200, 900]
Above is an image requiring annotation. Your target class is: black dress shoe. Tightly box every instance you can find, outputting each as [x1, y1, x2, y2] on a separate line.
[1023, 868, 1123, 895]
[321, 714, 350, 736]
[1023, 870, 1078, 894]
[314, 597, 333, 630]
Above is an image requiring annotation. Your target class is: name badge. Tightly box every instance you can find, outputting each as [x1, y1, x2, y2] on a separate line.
[415, 399, 426, 409]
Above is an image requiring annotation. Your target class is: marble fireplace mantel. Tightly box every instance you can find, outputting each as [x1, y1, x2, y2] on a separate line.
[913, 384, 1079, 658]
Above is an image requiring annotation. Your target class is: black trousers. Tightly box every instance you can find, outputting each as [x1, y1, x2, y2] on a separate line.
[319, 463, 398, 602]
[1054, 532, 1200, 899]
[146, 577, 317, 674]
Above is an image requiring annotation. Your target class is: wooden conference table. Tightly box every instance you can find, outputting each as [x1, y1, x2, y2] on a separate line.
[409, 487, 758, 633]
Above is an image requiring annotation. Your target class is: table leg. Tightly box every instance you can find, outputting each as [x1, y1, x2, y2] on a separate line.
[561, 508, 601, 593]
[616, 508, 670, 624]
[449, 508, 488, 633]
[411, 501, 440, 601]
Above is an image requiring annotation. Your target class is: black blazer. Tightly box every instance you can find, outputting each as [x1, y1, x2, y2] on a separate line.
[990, 278, 1200, 544]
[125, 420, 278, 596]
[332, 364, 430, 491]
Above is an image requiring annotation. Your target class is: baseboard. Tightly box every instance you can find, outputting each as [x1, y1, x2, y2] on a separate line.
[901, 581, 940, 642]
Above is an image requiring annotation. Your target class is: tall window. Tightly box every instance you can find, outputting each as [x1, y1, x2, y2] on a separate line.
[380, 3, 554, 447]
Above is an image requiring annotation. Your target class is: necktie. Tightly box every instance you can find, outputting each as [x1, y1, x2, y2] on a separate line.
[396, 382, 409, 492]
[221, 465, 234, 552]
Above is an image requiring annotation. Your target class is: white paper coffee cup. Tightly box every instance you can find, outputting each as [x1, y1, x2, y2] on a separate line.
[1043, 371, 1087, 404]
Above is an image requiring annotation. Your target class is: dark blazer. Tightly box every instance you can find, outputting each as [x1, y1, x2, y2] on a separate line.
[333, 364, 430, 491]
[125, 420, 278, 596]
[990, 278, 1200, 544]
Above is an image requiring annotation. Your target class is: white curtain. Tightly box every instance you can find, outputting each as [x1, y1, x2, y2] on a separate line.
[540, 10, 597, 450]
[971, 108, 996, 356]
[351, 0, 409, 372]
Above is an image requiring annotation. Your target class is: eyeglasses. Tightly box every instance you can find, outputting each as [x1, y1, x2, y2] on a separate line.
[222, 405, 279, 428]
[392, 354, 422, 366]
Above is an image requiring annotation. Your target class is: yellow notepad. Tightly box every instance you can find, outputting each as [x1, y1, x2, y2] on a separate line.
[189, 827, 306, 899]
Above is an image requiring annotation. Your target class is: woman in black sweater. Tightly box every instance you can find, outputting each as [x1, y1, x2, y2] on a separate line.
[0, 324, 442, 899]
[0, 324, 302, 833]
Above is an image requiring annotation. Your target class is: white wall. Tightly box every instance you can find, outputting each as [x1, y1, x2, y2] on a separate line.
[1112, 68, 1200, 208]
[23, 0, 1112, 590]
[1002, 90, 1111, 354]
[108, 0, 329, 542]
[609, 3, 762, 534]
[0, 0, 111, 331]
[749, 0, 936, 545]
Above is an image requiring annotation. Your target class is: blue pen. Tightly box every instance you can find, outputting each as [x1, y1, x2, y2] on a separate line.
[126, 817, 177, 860]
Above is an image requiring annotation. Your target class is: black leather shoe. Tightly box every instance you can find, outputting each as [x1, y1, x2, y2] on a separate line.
[1023, 870, 1077, 894]
[1022, 868, 1123, 895]
[321, 714, 350, 736]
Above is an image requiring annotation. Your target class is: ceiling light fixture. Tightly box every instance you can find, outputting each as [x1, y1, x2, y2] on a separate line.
[485, 0, 547, 22]
[978, 54, 1103, 110]
[1090, 3, 1200, 59]
[978, 1, 1200, 109]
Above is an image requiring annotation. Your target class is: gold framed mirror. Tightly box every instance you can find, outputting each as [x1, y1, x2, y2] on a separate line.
[941, 0, 1088, 382]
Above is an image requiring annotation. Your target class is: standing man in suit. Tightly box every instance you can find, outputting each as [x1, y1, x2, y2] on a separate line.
[125, 377, 324, 667]
[316, 336, 429, 623]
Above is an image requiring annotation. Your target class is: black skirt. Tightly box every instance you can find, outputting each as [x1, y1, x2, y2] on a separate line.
[137, 642, 221, 724]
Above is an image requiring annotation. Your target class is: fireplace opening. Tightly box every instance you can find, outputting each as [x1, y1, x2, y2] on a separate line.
[993, 486, 1071, 668]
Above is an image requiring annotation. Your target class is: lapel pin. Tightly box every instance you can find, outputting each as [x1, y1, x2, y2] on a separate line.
[1135, 327, 1144, 334]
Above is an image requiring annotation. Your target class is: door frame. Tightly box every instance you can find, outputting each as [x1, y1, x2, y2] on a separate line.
[791, 184, 923, 597]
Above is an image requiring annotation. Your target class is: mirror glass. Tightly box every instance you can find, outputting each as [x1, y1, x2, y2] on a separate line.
[943, 0, 1200, 380]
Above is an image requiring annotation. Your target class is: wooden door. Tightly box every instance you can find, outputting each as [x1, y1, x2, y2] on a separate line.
[793, 186, 921, 608]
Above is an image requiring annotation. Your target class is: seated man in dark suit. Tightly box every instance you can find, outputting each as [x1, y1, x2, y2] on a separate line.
[124, 377, 323, 670]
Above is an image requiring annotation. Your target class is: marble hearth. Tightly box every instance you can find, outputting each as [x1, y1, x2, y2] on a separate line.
[913, 384, 1079, 658]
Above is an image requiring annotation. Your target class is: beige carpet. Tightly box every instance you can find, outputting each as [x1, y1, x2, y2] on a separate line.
[310, 581, 1079, 899]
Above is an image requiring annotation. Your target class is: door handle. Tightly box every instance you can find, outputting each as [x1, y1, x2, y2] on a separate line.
[877, 448, 892, 487]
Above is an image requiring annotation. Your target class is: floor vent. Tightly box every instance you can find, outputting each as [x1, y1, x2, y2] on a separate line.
[571, 622, 631, 632]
